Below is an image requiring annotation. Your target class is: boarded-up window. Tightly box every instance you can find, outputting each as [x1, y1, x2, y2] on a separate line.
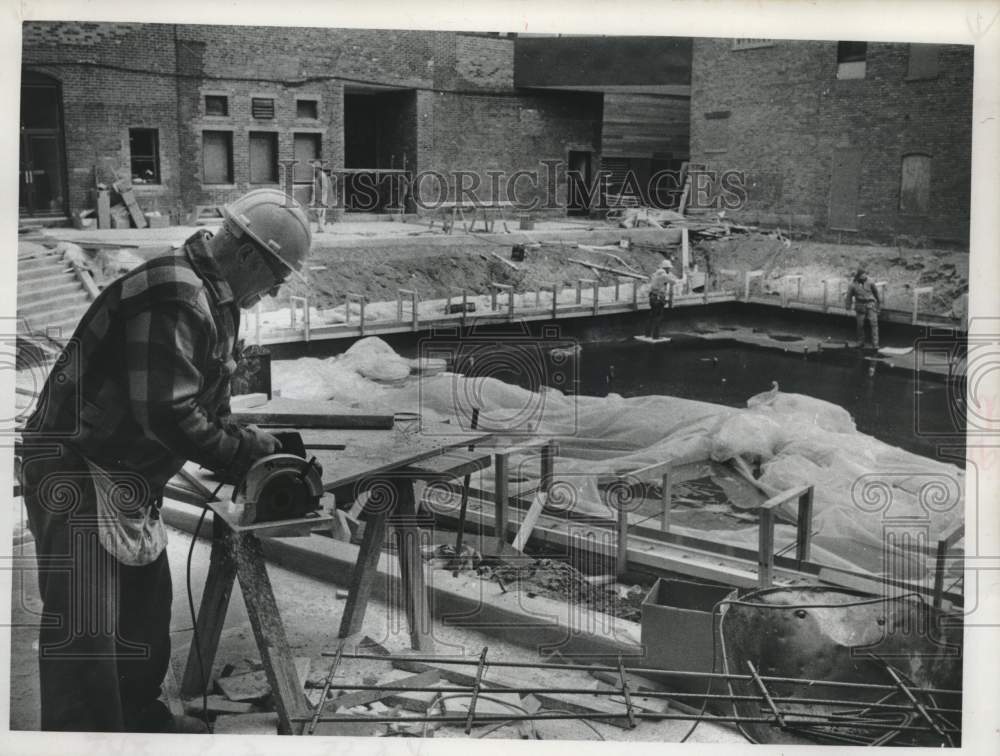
[703, 111, 730, 152]
[293, 133, 321, 183]
[899, 154, 931, 215]
[837, 41, 867, 79]
[907, 44, 939, 80]
[202, 130, 233, 184]
[251, 97, 275, 119]
[249, 132, 278, 184]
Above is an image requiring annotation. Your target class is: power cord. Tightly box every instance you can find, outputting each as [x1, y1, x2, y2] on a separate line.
[185, 479, 226, 729]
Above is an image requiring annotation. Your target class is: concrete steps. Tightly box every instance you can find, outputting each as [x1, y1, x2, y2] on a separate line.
[17, 280, 87, 306]
[19, 291, 91, 318]
[18, 251, 64, 270]
[17, 249, 94, 337]
[19, 262, 72, 282]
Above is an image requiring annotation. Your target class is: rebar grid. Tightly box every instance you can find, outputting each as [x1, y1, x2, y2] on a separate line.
[301, 647, 960, 741]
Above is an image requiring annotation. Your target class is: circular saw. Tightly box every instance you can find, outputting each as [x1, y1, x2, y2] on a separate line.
[234, 453, 324, 525]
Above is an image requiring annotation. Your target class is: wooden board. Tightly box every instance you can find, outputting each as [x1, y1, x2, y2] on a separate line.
[96, 189, 111, 229]
[634, 335, 672, 343]
[113, 180, 148, 229]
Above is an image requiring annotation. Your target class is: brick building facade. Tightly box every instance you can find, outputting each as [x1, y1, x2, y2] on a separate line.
[689, 38, 973, 244]
[19, 22, 606, 221]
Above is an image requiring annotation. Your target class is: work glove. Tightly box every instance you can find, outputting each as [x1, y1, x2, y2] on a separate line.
[221, 424, 283, 484]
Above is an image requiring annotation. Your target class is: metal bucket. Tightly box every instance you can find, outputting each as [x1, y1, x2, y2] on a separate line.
[719, 586, 962, 746]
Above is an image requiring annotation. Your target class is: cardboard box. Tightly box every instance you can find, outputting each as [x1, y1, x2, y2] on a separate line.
[640, 578, 733, 680]
[145, 213, 169, 228]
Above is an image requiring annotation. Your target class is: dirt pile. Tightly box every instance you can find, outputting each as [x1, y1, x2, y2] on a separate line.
[281, 239, 672, 311]
[275, 227, 967, 321]
[693, 235, 969, 317]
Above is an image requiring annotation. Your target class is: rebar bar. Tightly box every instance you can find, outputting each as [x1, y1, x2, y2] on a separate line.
[327, 652, 962, 697]
[747, 661, 786, 729]
[290, 709, 959, 734]
[312, 682, 960, 715]
[465, 647, 488, 734]
[307, 643, 344, 735]
[618, 655, 636, 729]
[875, 656, 950, 742]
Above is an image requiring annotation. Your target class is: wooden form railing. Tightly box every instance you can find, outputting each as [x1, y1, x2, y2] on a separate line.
[597, 461, 814, 584]
[245, 269, 950, 348]
[756, 484, 815, 588]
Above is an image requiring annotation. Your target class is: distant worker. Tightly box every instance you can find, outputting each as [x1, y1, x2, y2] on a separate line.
[646, 258, 682, 339]
[846, 267, 881, 350]
[310, 159, 333, 233]
[19, 188, 312, 733]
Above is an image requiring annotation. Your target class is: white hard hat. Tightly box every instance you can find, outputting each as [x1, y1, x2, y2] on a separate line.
[660, 258, 674, 269]
[222, 188, 312, 283]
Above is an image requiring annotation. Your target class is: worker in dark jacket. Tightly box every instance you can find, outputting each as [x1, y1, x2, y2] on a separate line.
[846, 267, 881, 349]
[18, 188, 312, 733]
[646, 258, 682, 339]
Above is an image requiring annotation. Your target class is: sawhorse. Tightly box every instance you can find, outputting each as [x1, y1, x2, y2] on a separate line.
[337, 476, 436, 651]
[180, 502, 334, 734]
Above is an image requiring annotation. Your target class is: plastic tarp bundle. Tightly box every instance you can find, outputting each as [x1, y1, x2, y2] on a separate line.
[272, 337, 964, 575]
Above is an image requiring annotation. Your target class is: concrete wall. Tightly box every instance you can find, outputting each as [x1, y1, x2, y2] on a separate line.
[689, 38, 973, 244]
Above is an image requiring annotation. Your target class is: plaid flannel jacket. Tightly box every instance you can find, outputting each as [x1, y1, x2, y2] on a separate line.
[22, 231, 250, 494]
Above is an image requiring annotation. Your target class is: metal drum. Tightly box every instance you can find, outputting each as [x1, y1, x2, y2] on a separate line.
[719, 586, 962, 746]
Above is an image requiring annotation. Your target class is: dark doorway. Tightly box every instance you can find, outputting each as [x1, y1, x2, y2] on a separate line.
[567, 150, 593, 216]
[343, 89, 416, 212]
[20, 71, 68, 218]
[829, 148, 863, 231]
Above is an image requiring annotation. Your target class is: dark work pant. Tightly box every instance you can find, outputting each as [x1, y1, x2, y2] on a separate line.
[24, 484, 173, 732]
[855, 304, 879, 348]
[647, 293, 666, 338]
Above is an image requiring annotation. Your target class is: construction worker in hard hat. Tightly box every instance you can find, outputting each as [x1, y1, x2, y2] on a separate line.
[18, 188, 311, 734]
[845, 266, 881, 350]
[309, 159, 333, 233]
[645, 257, 683, 339]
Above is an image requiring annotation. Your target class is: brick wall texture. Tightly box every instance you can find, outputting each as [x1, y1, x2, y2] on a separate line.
[21, 25, 973, 241]
[21, 23, 603, 217]
[689, 39, 973, 243]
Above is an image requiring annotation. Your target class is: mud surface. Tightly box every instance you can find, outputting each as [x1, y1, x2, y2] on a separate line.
[280, 226, 968, 320]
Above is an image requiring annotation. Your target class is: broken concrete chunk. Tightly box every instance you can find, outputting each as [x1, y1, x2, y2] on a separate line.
[379, 668, 445, 713]
[329, 669, 441, 711]
[219, 657, 263, 679]
[216, 669, 271, 702]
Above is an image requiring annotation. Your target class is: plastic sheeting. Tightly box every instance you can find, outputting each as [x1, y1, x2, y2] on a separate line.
[272, 337, 964, 576]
